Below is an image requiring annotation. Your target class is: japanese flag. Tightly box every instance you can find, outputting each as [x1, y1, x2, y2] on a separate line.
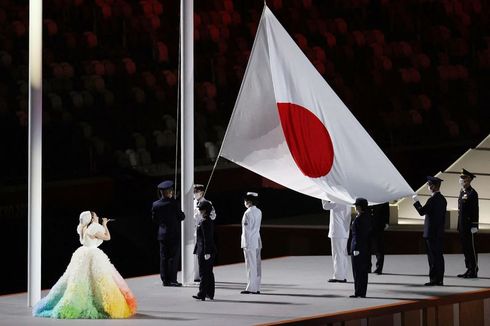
[219, 6, 414, 205]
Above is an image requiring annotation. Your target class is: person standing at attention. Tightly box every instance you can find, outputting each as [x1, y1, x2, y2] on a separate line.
[457, 169, 479, 278]
[350, 198, 371, 298]
[412, 176, 447, 286]
[152, 180, 185, 287]
[193, 184, 216, 282]
[192, 200, 217, 301]
[241, 192, 262, 294]
[321, 199, 351, 283]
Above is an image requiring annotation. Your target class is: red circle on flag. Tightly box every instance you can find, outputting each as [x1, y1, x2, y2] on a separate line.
[277, 102, 334, 178]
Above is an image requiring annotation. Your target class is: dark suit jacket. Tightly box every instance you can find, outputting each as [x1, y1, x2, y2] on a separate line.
[193, 218, 216, 255]
[370, 203, 389, 233]
[458, 186, 479, 231]
[413, 192, 447, 239]
[151, 197, 185, 243]
[350, 211, 371, 254]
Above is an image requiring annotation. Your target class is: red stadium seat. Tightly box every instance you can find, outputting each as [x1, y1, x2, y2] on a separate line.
[84, 32, 98, 48]
[142, 71, 157, 89]
[61, 62, 75, 79]
[44, 20, 58, 36]
[324, 32, 336, 48]
[224, 0, 234, 12]
[122, 57, 136, 75]
[418, 94, 431, 111]
[103, 60, 116, 76]
[12, 21, 27, 37]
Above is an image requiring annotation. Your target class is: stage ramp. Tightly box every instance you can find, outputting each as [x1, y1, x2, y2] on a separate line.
[394, 134, 490, 230]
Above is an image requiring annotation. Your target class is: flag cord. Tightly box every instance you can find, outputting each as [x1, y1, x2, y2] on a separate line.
[203, 4, 268, 197]
[203, 152, 221, 197]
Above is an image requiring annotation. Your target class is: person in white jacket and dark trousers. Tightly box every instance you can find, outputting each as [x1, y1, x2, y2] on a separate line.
[241, 192, 262, 294]
[322, 199, 352, 283]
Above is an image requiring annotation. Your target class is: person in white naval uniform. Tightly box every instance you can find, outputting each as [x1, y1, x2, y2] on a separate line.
[193, 184, 216, 282]
[322, 199, 352, 282]
[240, 192, 262, 294]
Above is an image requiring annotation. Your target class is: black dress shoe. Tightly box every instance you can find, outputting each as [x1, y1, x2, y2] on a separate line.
[425, 281, 443, 286]
[192, 295, 205, 301]
[464, 273, 478, 279]
[349, 295, 358, 298]
[241, 290, 251, 294]
[206, 295, 214, 300]
[169, 282, 182, 287]
[457, 271, 469, 278]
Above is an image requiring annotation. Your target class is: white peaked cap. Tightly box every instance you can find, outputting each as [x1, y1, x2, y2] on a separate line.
[246, 192, 258, 197]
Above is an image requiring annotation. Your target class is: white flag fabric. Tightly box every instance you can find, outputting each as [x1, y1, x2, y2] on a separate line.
[219, 6, 415, 205]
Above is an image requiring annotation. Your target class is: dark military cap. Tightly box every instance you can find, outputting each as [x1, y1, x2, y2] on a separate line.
[194, 184, 205, 192]
[157, 180, 174, 190]
[460, 168, 476, 179]
[426, 176, 443, 185]
[354, 198, 368, 208]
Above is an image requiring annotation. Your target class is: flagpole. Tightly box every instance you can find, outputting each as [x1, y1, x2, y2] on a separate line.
[28, 0, 43, 307]
[180, 0, 194, 286]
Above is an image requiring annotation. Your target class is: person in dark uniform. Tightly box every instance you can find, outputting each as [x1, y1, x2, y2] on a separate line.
[350, 198, 371, 298]
[151, 180, 185, 287]
[457, 168, 479, 278]
[368, 202, 389, 274]
[412, 176, 447, 286]
[192, 200, 216, 301]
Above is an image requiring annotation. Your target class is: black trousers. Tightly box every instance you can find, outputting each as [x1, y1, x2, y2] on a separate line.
[159, 240, 181, 284]
[197, 253, 215, 298]
[425, 238, 444, 283]
[369, 231, 385, 272]
[351, 252, 369, 297]
[459, 229, 478, 272]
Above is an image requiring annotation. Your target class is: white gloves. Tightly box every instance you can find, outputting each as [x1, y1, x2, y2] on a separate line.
[384, 224, 389, 230]
[204, 254, 211, 260]
[353, 251, 359, 256]
[471, 227, 478, 234]
[412, 195, 419, 202]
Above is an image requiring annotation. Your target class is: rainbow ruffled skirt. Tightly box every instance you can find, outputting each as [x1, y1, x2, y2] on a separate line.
[33, 246, 137, 319]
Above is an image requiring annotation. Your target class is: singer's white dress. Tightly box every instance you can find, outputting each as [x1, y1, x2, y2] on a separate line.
[33, 223, 137, 319]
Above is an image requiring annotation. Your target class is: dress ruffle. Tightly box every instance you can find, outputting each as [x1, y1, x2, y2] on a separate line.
[33, 246, 137, 319]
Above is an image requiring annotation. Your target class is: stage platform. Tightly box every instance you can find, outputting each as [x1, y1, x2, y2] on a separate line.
[1, 254, 490, 325]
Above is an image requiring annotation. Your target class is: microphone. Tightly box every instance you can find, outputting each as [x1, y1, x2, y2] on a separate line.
[107, 218, 116, 222]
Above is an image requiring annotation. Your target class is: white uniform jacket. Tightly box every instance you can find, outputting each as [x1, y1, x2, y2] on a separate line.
[241, 206, 262, 249]
[322, 200, 351, 239]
